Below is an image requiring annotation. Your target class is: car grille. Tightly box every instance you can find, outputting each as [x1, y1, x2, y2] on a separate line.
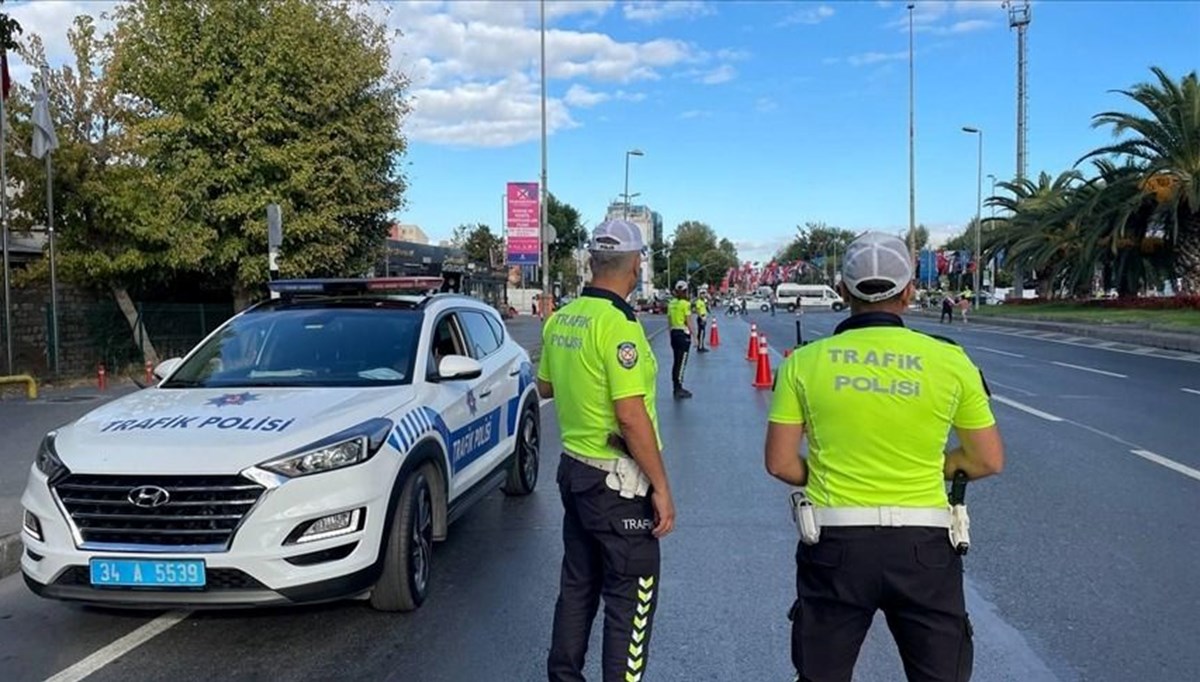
[53, 474, 267, 549]
[55, 566, 268, 590]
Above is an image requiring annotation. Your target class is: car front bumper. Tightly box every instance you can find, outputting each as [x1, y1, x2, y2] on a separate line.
[19, 455, 400, 608]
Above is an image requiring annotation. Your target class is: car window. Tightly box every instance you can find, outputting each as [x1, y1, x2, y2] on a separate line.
[163, 307, 421, 388]
[485, 313, 505, 346]
[459, 311, 502, 359]
[429, 313, 468, 372]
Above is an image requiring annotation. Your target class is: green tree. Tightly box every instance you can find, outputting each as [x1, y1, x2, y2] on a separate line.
[451, 223, 502, 266]
[775, 222, 856, 283]
[907, 224, 930, 252]
[110, 0, 409, 308]
[8, 19, 190, 364]
[1, 0, 22, 51]
[1081, 67, 1200, 292]
[667, 220, 738, 289]
[546, 194, 586, 292]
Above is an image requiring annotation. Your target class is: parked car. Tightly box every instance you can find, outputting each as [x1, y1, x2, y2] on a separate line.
[20, 278, 541, 612]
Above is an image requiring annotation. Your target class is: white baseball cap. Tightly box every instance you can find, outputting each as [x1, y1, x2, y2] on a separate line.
[674, 280, 688, 291]
[841, 232, 914, 302]
[588, 220, 646, 253]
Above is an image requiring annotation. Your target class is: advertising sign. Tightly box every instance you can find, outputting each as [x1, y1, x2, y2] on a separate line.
[506, 182, 540, 265]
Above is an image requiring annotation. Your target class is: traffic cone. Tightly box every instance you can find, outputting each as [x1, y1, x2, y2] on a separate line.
[753, 334, 773, 388]
[746, 323, 759, 361]
[709, 318, 720, 347]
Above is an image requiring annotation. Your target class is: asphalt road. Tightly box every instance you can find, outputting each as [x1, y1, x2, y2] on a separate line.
[0, 309, 1197, 681]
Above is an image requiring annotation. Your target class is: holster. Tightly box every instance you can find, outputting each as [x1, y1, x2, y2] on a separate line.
[605, 433, 651, 498]
[949, 504, 971, 555]
[790, 491, 820, 545]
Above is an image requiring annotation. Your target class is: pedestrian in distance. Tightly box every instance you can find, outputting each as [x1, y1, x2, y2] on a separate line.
[667, 280, 695, 398]
[694, 286, 711, 353]
[540, 219, 677, 682]
[958, 293, 971, 324]
[766, 231, 1005, 682]
[940, 292, 955, 324]
[770, 288, 778, 317]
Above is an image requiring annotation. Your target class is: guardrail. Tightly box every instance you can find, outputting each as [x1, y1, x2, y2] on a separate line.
[0, 374, 38, 400]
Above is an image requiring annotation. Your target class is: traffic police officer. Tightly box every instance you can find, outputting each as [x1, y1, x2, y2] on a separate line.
[765, 232, 1005, 682]
[540, 219, 677, 682]
[693, 286, 710, 353]
[667, 280, 694, 399]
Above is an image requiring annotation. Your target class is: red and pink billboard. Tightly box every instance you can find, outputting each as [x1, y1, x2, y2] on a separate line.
[506, 181, 540, 265]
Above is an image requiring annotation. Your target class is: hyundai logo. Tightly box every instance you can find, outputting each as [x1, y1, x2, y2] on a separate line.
[127, 485, 171, 508]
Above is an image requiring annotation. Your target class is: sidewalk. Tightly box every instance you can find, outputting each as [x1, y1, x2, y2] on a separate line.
[914, 309, 1200, 353]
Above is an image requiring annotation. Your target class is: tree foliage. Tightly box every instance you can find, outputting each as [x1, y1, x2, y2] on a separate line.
[452, 223, 502, 267]
[546, 194, 586, 292]
[776, 222, 857, 265]
[107, 0, 408, 306]
[665, 220, 738, 288]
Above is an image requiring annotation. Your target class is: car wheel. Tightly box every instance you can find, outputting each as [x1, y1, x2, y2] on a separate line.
[761, 304, 770, 312]
[371, 466, 435, 612]
[503, 406, 539, 496]
[831, 302, 845, 312]
[787, 304, 796, 313]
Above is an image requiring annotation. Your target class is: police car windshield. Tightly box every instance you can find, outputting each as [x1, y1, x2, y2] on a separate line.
[163, 307, 421, 388]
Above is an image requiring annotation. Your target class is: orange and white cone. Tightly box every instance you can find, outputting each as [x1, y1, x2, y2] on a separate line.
[709, 318, 720, 347]
[746, 323, 759, 361]
[753, 333, 773, 388]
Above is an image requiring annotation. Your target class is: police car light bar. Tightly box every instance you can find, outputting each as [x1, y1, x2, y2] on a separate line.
[267, 277, 444, 296]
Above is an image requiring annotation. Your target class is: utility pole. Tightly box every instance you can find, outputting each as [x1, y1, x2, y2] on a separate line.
[906, 3, 917, 265]
[1006, 0, 1031, 299]
[539, 0, 550, 318]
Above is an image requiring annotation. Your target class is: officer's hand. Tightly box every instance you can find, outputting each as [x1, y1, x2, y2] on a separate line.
[651, 489, 676, 538]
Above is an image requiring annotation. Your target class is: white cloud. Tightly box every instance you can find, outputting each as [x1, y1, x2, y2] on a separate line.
[884, 0, 1004, 34]
[697, 63, 736, 85]
[564, 84, 609, 107]
[407, 74, 577, 147]
[755, 97, 778, 113]
[947, 19, 993, 34]
[623, 1, 715, 24]
[778, 4, 835, 27]
[679, 110, 712, 120]
[847, 51, 908, 67]
[6, 1, 119, 81]
[716, 48, 752, 61]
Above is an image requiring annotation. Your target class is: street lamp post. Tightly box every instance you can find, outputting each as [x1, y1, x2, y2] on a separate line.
[906, 2, 917, 265]
[962, 126, 983, 308]
[623, 149, 644, 219]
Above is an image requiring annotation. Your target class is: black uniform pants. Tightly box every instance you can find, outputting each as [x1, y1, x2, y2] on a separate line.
[940, 304, 954, 323]
[695, 316, 707, 349]
[548, 455, 661, 682]
[791, 527, 973, 682]
[669, 330, 690, 389]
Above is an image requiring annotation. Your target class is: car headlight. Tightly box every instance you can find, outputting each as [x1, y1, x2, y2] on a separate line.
[34, 433, 68, 481]
[259, 418, 393, 478]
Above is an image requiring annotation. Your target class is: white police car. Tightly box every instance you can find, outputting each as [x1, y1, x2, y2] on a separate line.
[20, 278, 541, 611]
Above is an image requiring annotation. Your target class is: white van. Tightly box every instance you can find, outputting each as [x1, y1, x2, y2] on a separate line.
[775, 283, 846, 312]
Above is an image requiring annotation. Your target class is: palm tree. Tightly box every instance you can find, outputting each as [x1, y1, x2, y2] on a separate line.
[984, 171, 1083, 298]
[1080, 67, 1200, 293]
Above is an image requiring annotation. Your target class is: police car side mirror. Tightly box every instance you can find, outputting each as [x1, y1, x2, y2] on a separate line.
[437, 355, 483, 382]
[153, 357, 184, 380]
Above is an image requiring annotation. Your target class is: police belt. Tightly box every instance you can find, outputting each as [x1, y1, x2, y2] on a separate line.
[563, 450, 621, 474]
[815, 506, 951, 528]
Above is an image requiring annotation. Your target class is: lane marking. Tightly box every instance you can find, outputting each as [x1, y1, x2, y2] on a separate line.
[987, 379, 1036, 397]
[44, 611, 191, 682]
[1050, 361, 1127, 379]
[992, 395, 1064, 422]
[1130, 449, 1200, 483]
[976, 346, 1025, 359]
[911, 318, 1200, 363]
[1182, 388, 1200, 396]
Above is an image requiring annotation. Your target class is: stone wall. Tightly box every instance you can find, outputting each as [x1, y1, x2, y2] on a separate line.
[0, 278, 106, 378]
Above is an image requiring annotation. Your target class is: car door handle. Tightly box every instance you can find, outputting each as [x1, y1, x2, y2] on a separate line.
[508, 369, 522, 376]
[479, 390, 493, 399]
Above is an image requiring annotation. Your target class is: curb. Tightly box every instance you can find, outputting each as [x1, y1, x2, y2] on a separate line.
[0, 531, 22, 580]
[914, 311, 1200, 354]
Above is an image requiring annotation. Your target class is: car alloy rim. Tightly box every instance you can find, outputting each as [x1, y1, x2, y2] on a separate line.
[411, 482, 432, 593]
[521, 414, 539, 484]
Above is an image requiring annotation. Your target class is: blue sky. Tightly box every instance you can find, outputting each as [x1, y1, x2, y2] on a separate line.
[16, 1, 1200, 261]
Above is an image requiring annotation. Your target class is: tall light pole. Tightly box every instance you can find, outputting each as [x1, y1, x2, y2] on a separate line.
[623, 149, 644, 219]
[987, 173, 996, 294]
[537, 0, 549, 319]
[963, 126, 983, 308]
[1005, 0, 1031, 299]
[906, 2, 916, 265]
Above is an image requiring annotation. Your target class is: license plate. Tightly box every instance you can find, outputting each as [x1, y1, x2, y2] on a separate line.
[89, 558, 206, 588]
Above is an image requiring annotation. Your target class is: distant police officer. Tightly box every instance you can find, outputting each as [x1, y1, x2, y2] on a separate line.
[540, 220, 677, 682]
[667, 281, 695, 399]
[694, 286, 710, 353]
[765, 232, 1005, 682]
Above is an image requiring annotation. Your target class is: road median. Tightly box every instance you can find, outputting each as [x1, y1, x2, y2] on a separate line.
[917, 310, 1200, 353]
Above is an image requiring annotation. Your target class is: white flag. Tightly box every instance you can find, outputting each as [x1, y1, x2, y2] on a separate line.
[31, 77, 59, 159]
